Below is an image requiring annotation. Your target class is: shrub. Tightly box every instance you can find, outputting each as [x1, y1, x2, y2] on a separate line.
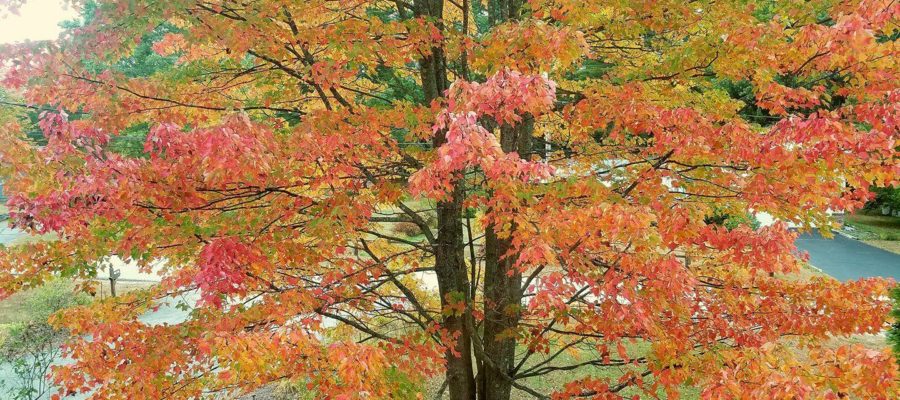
[392, 222, 421, 237]
[0, 280, 90, 400]
[704, 209, 761, 231]
[872, 186, 900, 210]
[890, 285, 900, 365]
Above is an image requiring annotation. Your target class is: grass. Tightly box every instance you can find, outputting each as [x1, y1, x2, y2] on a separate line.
[862, 240, 900, 255]
[0, 229, 56, 246]
[0, 200, 890, 398]
[0, 204, 56, 245]
[844, 212, 900, 241]
[420, 339, 701, 400]
[779, 263, 832, 282]
[843, 212, 900, 254]
[0, 280, 151, 326]
[420, 264, 885, 400]
[510, 340, 702, 399]
[0, 289, 39, 326]
[5, 232, 56, 246]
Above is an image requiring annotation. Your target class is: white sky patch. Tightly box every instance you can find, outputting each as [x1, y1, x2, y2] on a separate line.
[0, 0, 78, 44]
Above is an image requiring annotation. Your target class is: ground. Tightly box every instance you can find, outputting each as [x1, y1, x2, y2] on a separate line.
[846, 212, 900, 240]
[865, 240, 900, 255]
[844, 212, 900, 254]
[0, 280, 151, 327]
[795, 231, 900, 281]
[0, 204, 56, 245]
[0, 247, 890, 399]
[0, 205, 894, 399]
[424, 266, 888, 400]
[1, 272, 876, 400]
[239, 385, 281, 400]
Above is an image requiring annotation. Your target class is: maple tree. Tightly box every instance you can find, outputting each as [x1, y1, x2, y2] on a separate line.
[0, 0, 898, 399]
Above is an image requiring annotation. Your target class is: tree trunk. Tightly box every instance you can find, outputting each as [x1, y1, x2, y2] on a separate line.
[481, 118, 533, 400]
[488, 0, 526, 25]
[434, 182, 477, 400]
[414, 1, 477, 399]
[481, 2, 531, 399]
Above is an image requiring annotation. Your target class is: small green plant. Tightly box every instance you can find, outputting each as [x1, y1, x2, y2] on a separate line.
[1, 322, 61, 400]
[0, 280, 90, 400]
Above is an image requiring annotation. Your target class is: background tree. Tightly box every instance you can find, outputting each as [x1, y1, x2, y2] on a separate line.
[870, 186, 900, 212]
[0, 1, 897, 399]
[890, 286, 900, 363]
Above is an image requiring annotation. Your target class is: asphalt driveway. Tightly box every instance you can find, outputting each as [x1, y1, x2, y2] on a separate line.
[795, 232, 900, 281]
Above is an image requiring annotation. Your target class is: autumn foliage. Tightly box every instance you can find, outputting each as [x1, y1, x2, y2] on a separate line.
[0, 0, 898, 399]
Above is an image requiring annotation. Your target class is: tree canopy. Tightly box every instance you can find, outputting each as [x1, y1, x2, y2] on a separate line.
[0, 0, 898, 399]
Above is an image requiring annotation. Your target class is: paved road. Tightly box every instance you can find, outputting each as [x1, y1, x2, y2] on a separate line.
[795, 232, 900, 281]
[0, 222, 23, 246]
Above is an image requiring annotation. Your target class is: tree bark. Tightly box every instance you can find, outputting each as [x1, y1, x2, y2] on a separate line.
[480, 118, 533, 400]
[414, 1, 477, 399]
[488, 0, 526, 25]
[481, 2, 531, 399]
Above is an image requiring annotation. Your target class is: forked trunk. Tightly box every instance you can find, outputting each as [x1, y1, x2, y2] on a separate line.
[481, 118, 533, 400]
[479, 1, 533, 398]
[415, 1, 477, 399]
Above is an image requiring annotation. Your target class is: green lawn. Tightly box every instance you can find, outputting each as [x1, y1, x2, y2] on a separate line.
[0, 201, 890, 399]
[0, 280, 150, 341]
[421, 263, 882, 400]
[420, 339, 702, 400]
[510, 340, 702, 399]
[0, 289, 38, 326]
[845, 212, 900, 240]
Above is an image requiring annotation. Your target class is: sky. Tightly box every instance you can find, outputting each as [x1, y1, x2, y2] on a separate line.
[0, 0, 78, 44]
